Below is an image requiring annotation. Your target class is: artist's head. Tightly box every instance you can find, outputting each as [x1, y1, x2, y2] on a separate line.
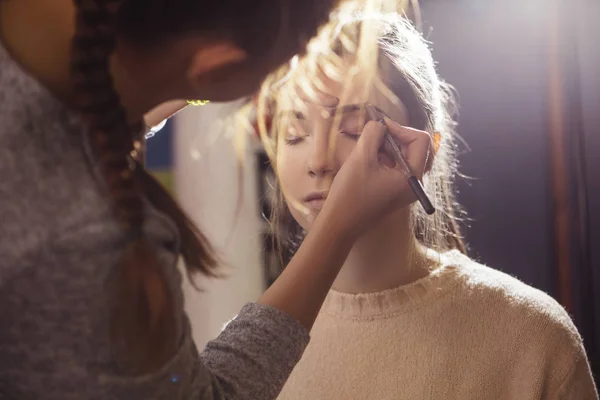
[69, 0, 337, 374]
[112, 1, 342, 107]
[255, 7, 466, 263]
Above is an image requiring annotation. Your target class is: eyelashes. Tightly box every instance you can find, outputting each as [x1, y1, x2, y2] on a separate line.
[284, 130, 360, 145]
[284, 136, 304, 145]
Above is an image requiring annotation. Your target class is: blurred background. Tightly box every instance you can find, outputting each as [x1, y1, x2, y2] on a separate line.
[146, 0, 599, 385]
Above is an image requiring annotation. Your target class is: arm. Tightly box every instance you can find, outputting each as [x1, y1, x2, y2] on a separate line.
[35, 213, 351, 400]
[257, 202, 355, 330]
[197, 210, 356, 399]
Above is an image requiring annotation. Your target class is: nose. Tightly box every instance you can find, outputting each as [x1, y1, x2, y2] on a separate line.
[307, 129, 336, 177]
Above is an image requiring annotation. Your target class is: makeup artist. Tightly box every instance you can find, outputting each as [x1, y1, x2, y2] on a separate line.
[0, 0, 427, 398]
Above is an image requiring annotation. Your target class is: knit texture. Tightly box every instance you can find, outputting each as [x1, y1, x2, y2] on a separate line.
[277, 250, 598, 399]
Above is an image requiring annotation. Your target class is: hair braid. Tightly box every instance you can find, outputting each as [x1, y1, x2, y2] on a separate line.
[71, 0, 179, 373]
[71, 0, 333, 374]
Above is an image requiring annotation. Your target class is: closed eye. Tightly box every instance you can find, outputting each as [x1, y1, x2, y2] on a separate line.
[284, 136, 304, 145]
[281, 110, 309, 145]
[340, 131, 361, 140]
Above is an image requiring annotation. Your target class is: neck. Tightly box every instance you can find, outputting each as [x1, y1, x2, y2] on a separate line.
[0, 0, 180, 122]
[331, 209, 432, 294]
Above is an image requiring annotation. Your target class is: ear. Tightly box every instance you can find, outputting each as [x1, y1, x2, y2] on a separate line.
[424, 132, 441, 173]
[186, 41, 247, 87]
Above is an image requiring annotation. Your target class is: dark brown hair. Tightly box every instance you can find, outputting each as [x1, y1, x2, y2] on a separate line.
[71, 0, 335, 374]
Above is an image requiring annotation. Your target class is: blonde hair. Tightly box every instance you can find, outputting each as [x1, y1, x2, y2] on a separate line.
[254, 3, 467, 267]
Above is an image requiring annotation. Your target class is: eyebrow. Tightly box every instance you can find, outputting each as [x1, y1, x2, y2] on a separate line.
[333, 104, 361, 115]
[333, 103, 387, 117]
[281, 103, 386, 118]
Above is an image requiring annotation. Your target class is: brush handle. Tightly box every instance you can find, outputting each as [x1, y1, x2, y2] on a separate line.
[408, 176, 435, 215]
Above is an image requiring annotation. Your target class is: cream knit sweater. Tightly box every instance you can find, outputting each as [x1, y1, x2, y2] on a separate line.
[277, 251, 598, 399]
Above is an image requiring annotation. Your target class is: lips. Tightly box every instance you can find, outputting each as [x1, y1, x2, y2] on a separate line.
[304, 192, 328, 210]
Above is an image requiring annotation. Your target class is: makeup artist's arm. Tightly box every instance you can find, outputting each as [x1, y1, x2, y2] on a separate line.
[198, 203, 357, 399]
[258, 203, 356, 329]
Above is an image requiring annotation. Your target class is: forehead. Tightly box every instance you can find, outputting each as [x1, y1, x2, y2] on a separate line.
[282, 64, 409, 124]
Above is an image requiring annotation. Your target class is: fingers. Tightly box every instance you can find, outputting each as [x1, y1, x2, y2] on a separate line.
[355, 117, 434, 177]
[383, 117, 433, 178]
[356, 120, 388, 162]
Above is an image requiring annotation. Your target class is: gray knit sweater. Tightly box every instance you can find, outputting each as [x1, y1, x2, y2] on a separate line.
[0, 41, 309, 399]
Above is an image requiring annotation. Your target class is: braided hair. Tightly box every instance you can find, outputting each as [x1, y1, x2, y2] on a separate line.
[71, 0, 335, 374]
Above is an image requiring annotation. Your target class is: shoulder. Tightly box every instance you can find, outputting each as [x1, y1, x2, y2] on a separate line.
[443, 251, 592, 389]
[444, 250, 575, 333]
[441, 250, 583, 354]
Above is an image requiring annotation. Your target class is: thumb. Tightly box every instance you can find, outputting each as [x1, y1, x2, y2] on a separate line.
[356, 120, 387, 161]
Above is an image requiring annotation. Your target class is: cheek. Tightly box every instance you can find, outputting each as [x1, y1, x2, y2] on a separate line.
[276, 147, 301, 189]
[276, 147, 313, 228]
[275, 146, 307, 205]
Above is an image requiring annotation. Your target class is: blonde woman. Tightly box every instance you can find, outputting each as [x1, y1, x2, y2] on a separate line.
[255, 7, 598, 399]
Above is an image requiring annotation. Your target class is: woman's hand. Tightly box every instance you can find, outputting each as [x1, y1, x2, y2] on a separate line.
[322, 118, 433, 238]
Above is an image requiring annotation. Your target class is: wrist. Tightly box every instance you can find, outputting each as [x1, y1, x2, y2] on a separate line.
[311, 202, 360, 247]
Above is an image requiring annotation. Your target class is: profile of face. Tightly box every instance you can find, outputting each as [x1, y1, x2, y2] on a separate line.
[275, 68, 410, 230]
[140, 38, 305, 125]
[184, 1, 332, 103]
[117, 0, 333, 109]
[183, 39, 305, 103]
